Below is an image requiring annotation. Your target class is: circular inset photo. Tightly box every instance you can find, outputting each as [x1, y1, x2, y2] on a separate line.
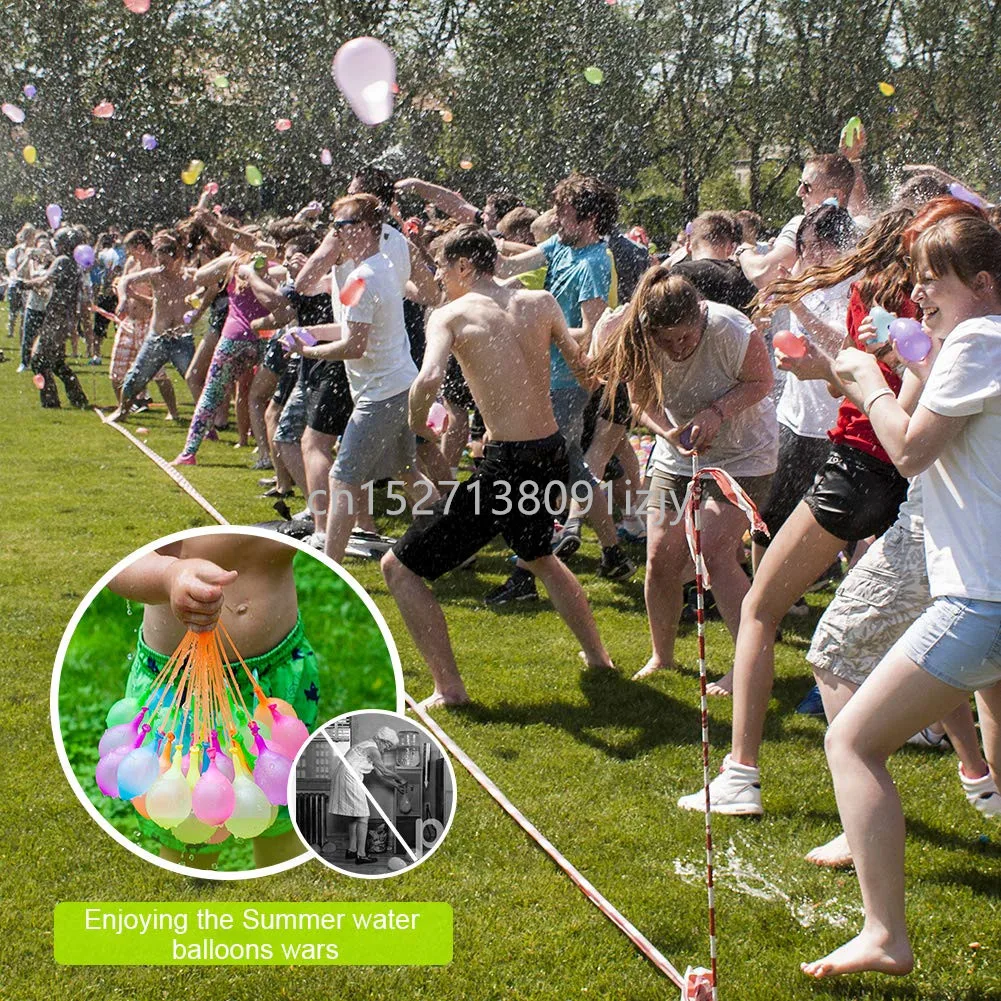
[290, 710, 455, 878]
[51, 526, 402, 879]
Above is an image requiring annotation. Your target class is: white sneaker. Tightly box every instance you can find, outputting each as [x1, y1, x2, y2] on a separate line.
[959, 764, 1001, 819]
[907, 726, 951, 750]
[677, 754, 763, 816]
[305, 531, 326, 550]
[16, 363, 26, 373]
[291, 508, 314, 523]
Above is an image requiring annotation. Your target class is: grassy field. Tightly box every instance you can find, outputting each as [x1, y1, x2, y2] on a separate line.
[2, 307, 999, 999]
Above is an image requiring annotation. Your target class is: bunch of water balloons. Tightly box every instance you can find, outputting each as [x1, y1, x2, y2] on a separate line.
[95, 624, 309, 845]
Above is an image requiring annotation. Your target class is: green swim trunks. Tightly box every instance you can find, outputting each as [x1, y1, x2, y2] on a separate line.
[124, 615, 321, 855]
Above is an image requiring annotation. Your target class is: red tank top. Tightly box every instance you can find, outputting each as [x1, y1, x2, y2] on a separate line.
[828, 283, 914, 464]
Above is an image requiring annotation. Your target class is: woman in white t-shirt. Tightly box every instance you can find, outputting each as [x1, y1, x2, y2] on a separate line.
[591, 268, 777, 681]
[802, 215, 1001, 981]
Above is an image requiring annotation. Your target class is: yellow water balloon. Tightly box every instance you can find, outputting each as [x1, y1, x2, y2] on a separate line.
[22, 145, 37, 164]
[878, 81, 895, 96]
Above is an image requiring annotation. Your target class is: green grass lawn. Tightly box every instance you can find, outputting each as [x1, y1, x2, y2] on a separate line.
[2, 306, 999, 999]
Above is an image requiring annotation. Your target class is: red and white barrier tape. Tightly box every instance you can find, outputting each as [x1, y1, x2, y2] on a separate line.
[406, 691, 687, 989]
[95, 409, 230, 525]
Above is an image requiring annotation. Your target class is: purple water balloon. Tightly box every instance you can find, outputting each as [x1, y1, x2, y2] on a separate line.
[45, 203, 62, 229]
[73, 244, 96, 270]
[192, 749, 236, 825]
[96, 726, 147, 798]
[141, 133, 158, 151]
[249, 722, 293, 806]
[889, 317, 932, 363]
[98, 707, 147, 757]
[948, 183, 987, 209]
[23, 84, 36, 100]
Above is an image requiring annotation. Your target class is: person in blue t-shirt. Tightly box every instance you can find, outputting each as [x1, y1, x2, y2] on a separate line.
[490, 174, 635, 603]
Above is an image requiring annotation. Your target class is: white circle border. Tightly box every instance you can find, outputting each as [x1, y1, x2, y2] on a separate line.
[288, 708, 458, 881]
[49, 525, 405, 881]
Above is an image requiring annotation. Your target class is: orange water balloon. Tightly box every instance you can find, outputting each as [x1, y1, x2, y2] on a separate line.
[275, 118, 292, 131]
[92, 101, 115, 118]
[74, 187, 96, 200]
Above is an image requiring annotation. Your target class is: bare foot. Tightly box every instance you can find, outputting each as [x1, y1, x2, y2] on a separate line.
[418, 690, 470, 710]
[805, 832, 853, 869]
[577, 651, 616, 672]
[800, 931, 914, 979]
[706, 670, 733, 697]
[631, 658, 676, 681]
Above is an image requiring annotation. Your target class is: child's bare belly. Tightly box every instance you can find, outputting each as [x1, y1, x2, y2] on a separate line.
[142, 537, 298, 656]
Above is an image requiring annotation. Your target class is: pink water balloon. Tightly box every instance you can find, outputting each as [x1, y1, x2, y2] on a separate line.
[275, 118, 292, 131]
[32, 373, 45, 390]
[332, 37, 397, 126]
[2, 102, 25, 123]
[124, 0, 151, 11]
[192, 749, 236, 825]
[209, 731, 236, 782]
[75, 187, 96, 200]
[267, 703, 309, 760]
[92, 101, 115, 119]
[427, 401, 449, 437]
[320, 148, 332, 166]
[773, 329, 807, 358]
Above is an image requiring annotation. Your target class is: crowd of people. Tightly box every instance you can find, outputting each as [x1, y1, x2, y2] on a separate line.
[5, 137, 1001, 980]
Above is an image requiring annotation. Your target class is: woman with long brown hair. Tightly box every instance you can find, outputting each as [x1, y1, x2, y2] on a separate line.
[591, 268, 777, 683]
[675, 208, 926, 816]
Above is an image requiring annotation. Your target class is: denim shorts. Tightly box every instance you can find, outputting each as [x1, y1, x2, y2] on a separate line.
[895, 595, 1001, 692]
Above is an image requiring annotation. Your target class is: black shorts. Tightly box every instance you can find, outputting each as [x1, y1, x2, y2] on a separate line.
[582, 383, 631, 452]
[392, 432, 569, 580]
[304, 361, 353, 437]
[802, 443, 908, 542]
[262, 332, 289, 377]
[755, 424, 833, 544]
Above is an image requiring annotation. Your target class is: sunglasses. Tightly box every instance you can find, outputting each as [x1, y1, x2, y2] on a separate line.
[332, 217, 362, 230]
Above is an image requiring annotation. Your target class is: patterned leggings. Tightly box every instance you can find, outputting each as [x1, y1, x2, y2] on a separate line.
[181, 336, 260, 456]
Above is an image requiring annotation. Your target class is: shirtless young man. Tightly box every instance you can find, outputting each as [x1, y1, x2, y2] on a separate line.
[380, 225, 615, 708]
[107, 229, 197, 423]
[109, 229, 179, 419]
[108, 533, 321, 868]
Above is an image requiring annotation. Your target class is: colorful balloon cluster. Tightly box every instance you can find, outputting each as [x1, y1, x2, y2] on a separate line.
[95, 626, 310, 845]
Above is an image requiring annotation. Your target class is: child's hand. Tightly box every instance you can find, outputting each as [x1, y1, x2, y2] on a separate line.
[165, 559, 239, 632]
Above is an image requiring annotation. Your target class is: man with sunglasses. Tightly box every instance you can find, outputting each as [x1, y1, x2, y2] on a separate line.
[738, 153, 860, 290]
[292, 194, 438, 562]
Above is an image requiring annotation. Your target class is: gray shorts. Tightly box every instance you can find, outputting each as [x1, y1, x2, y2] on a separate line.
[330, 389, 417, 486]
[274, 382, 307, 444]
[807, 523, 928, 686]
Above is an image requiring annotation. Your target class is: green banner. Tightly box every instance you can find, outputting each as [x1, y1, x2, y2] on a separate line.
[54, 902, 452, 966]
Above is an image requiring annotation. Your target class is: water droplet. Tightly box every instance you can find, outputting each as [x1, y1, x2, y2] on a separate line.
[126, 600, 133, 616]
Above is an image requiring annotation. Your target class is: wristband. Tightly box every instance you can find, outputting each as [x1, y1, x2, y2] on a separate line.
[863, 387, 894, 416]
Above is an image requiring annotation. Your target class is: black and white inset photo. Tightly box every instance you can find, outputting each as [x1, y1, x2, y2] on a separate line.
[291, 710, 455, 878]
